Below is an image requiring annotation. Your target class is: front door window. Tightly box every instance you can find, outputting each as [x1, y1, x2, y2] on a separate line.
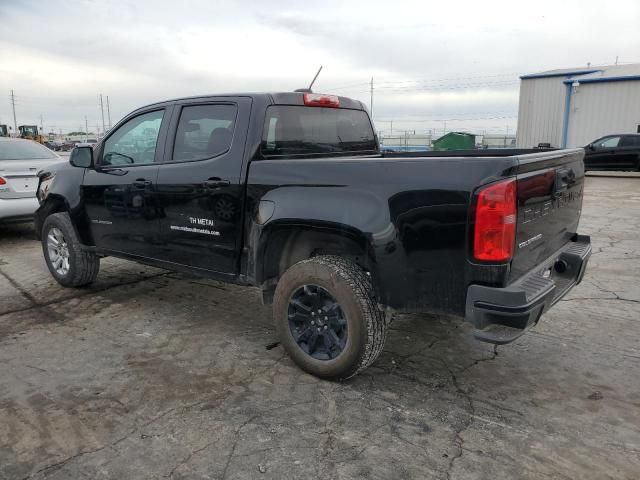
[102, 110, 164, 166]
[597, 136, 620, 148]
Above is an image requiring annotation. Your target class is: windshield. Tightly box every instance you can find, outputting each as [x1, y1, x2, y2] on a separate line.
[0, 140, 57, 160]
[261, 106, 378, 158]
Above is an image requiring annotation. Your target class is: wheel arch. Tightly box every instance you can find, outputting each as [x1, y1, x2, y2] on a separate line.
[253, 220, 379, 304]
[35, 195, 91, 245]
[34, 194, 69, 240]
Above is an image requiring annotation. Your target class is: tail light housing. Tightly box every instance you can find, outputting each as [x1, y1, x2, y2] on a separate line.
[473, 178, 517, 262]
[303, 93, 340, 108]
[0, 177, 6, 185]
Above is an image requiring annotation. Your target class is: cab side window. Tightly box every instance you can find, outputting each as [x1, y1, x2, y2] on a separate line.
[102, 110, 164, 166]
[597, 136, 620, 148]
[173, 104, 237, 161]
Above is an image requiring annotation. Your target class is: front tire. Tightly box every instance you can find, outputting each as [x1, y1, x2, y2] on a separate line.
[42, 213, 99, 287]
[273, 255, 387, 380]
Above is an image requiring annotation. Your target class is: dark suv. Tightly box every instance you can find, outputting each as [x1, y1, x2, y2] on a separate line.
[584, 134, 640, 171]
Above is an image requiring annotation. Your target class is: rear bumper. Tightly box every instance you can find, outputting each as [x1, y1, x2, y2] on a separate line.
[465, 234, 591, 344]
[0, 196, 39, 223]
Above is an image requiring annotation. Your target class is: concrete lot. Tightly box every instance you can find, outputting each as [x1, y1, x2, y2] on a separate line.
[1, 175, 639, 480]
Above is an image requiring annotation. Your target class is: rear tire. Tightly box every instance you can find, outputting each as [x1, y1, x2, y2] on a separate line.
[42, 213, 99, 287]
[273, 255, 387, 380]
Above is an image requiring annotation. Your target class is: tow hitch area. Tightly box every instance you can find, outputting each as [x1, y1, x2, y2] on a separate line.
[465, 235, 591, 344]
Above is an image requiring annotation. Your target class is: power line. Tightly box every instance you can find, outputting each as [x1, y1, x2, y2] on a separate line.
[322, 80, 519, 97]
[379, 109, 516, 117]
[375, 81, 519, 92]
[371, 76, 519, 88]
[320, 81, 371, 91]
[322, 71, 523, 91]
[375, 115, 517, 122]
[373, 71, 523, 83]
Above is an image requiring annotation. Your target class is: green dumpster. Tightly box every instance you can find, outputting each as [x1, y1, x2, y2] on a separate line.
[433, 132, 476, 151]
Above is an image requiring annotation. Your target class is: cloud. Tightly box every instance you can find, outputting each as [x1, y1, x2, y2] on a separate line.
[1, 0, 638, 134]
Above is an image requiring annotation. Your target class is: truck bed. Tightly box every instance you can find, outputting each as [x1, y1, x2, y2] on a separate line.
[246, 147, 586, 317]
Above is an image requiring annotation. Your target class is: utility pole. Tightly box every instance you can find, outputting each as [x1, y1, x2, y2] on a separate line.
[99, 94, 106, 133]
[615, 56, 619, 65]
[370, 77, 374, 118]
[443, 120, 447, 135]
[10, 90, 18, 136]
[390, 120, 393, 135]
[39, 114, 44, 134]
[106, 95, 111, 129]
[85, 116, 89, 142]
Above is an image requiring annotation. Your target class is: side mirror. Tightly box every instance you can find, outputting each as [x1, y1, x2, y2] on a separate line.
[69, 146, 93, 168]
[587, 143, 595, 151]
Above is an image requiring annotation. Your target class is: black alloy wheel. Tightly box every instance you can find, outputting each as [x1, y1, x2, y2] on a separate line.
[272, 255, 388, 380]
[287, 284, 348, 360]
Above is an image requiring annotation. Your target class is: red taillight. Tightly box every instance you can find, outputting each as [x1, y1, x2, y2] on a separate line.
[303, 93, 340, 108]
[473, 178, 517, 262]
[0, 177, 6, 185]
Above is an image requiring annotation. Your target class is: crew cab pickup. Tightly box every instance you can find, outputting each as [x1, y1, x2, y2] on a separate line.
[35, 92, 591, 379]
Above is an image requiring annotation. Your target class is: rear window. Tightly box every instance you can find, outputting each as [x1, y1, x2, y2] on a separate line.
[261, 106, 377, 158]
[0, 140, 57, 160]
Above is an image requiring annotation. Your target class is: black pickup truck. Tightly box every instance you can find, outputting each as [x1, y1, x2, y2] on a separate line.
[34, 92, 591, 379]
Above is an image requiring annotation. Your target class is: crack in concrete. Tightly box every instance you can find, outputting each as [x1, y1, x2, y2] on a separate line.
[156, 351, 291, 479]
[0, 270, 170, 318]
[459, 446, 573, 480]
[0, 269, 67, 324]
[588, 279, 640, 304]
[457, 345, 499, 375]
[219, 399, 317, 480]
[220, 414, 262, 480]
[165, 439, 220, 479]
[442, 345, 499, 480]
[20, 400, 208, 480]
[443, 367, 472, 480]
[0, 268, 39, 306]
[20, 444, 112, 480]
[318, 388, 338, 459]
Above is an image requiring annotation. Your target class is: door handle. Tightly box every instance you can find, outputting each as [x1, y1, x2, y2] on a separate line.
[204, 178, 230, 189]
[133, 178, 152, 188]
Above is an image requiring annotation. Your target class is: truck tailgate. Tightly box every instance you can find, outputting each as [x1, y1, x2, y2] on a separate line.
[510, 148, 585, 281]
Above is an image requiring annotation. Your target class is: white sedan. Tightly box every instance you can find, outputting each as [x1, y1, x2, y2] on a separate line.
[0, 137, 65, 224]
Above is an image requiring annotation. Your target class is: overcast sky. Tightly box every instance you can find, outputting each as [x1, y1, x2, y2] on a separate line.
[1, 0, 639, 136]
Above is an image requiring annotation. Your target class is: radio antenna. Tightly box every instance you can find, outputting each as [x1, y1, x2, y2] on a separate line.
[308, 65, 323, 91]
[294, 66, 324, 93]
